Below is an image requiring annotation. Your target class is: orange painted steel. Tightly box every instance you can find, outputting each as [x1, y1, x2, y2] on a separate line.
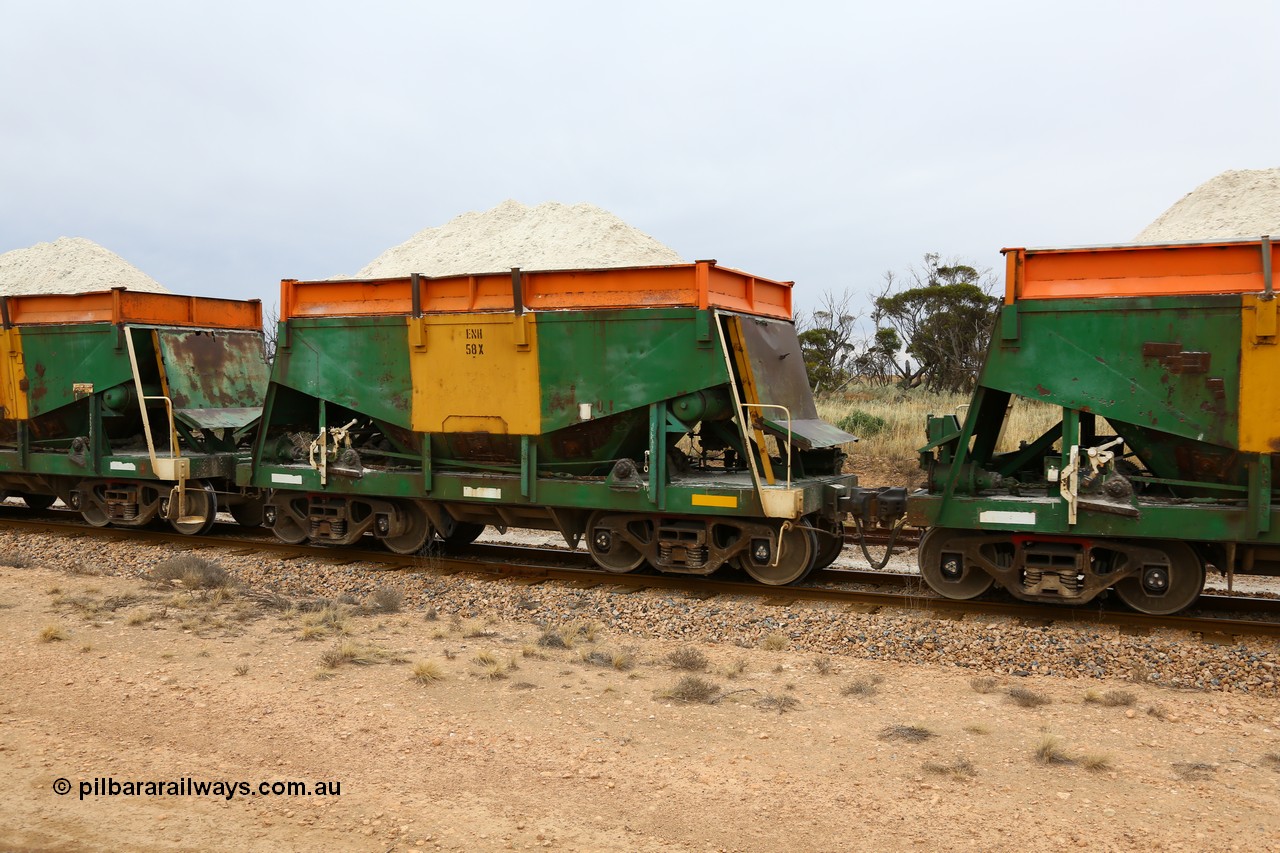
[1002, 239, 1279, 302]
[281, 261, 794, 320]
[2, 288, 262, 329]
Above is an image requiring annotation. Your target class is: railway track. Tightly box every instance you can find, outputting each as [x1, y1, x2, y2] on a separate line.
[3, 511, 1279, 639]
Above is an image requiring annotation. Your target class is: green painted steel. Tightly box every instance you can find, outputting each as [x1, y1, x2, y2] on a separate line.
[18, 324, 134, 420]
[256, 301, 857, 536]
[269, 316, 413, 429]
[981, 295, 1242, 451]
[534, 308, 728, 434]
[0, 318, 265, 523]
[912, 293, 1280, 550]
[255, 460, 805, 517]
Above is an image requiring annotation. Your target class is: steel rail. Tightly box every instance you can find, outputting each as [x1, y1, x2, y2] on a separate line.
[3, 514, 1279, 638]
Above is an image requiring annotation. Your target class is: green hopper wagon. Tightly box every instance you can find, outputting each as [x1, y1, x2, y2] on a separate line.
[254, 262, 870, 584]
[910, 238, 1280, 614]
[0, 288, 270, 533]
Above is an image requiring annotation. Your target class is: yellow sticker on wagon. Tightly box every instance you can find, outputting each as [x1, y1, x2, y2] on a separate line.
[691, 494, 738, 508]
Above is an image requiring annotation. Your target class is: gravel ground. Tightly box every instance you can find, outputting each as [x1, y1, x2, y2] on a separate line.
[3, 527, 1279, 696]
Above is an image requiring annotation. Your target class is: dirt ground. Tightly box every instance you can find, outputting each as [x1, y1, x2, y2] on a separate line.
[4, 561, 1280, 853]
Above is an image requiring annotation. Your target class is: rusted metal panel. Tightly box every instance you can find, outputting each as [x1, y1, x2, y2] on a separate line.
[157, 329, 268, 430]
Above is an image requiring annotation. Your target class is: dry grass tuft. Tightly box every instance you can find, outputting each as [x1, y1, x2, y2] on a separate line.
[478, 661, 508, 680]
[39, 624, 68, 642]
[812, 655, 835, 675]
[299, 605, 349, 640]
[760, 632, 790, 651]
[1145, 704, 1169, 721]
[562, 619, 600, 644]
[320, 641, 388, 669]
[298, 624, 328, 641]
[534, 620, 598, 649]
[719, 658, 748, 679]
[233, 664, 249, 677]
[756, 693, 800, 714]
[462, 620, 498, 639]
[241, 589, 293, 610]
[1034, 735, 1074, 765]
[923, 758, 977, 779]
[1172, 762, 1216, 781]
[1084, 689, 1136, 707]
[1006, 686, 1051, 708]
[1081, 753, 1112, 771]
[667, 646, 709, 672]
[818, 389, 1059, 484]
[658, 675, 721, 704]
[54, 594, 102, 616]
[969, 675, 1000, 694]
[879, 724, 934, 742]
[580, 648, 635, 671]
[473, 651, 508, 679]
[841, 675, 885, 697]
[152, 555, 230, 589]
[963, 723, 991, 735]
[1260, 753, 1280, 771]
[122, 604, 154, 625]
[103, 593, 145, 611]
[537, 629, 570, 649]
[411, 660, 445, 684]
[365, 586, 404, 614]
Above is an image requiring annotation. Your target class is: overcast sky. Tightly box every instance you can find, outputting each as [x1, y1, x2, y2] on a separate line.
[2, 1, 1277, 316]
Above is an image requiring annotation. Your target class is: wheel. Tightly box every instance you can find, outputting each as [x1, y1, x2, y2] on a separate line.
[383, 501, 433, 555]
[18, 493, 56, 511]
[271, 508, 309, 545]
[810, 516, 844, 571]
[229, 499, 265, 528]
[586, 511, 646, 573]
[918, 527, 994, 600]
[443, 521, 485, 547]
[169, 481, 217, 535]
[738, 522, 817, 586]
[1112, 541, 1204, 615]
[75, 481, 110, 527]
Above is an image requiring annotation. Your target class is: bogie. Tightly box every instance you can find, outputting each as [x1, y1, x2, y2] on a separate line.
[917, 530, 1207, 615]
